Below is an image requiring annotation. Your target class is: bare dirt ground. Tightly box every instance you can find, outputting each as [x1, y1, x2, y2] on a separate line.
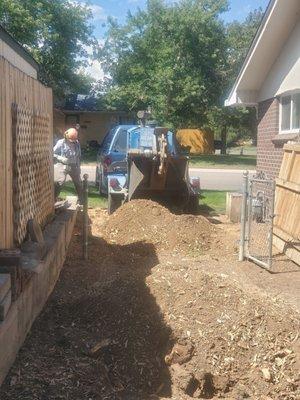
[0, 200, 299, 400]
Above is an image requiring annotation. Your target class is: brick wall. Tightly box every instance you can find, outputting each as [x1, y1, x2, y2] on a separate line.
[257, 98, 284, 179]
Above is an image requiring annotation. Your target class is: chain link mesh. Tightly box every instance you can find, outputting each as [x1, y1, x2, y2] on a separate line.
[246, 174, 275, 269]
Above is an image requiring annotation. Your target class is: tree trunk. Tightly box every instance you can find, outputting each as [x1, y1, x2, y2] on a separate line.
[221, 125, 227, 155]
[251, 107, 258, 146]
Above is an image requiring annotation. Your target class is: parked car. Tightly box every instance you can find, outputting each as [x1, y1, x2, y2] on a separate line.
[95, 125, 138, 194]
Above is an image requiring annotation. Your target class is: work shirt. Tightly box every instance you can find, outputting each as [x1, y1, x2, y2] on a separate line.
[53, 139, 81, 167]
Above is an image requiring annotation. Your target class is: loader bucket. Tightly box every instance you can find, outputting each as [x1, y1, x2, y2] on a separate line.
[128, 160, 146, 200]
[128, 155, 191, 206]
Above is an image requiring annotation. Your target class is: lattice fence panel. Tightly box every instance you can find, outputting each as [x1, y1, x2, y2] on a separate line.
[12, 104, 54, 245]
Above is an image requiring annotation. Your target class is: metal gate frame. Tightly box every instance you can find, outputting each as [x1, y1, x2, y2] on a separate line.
[239, 171, 276, 270]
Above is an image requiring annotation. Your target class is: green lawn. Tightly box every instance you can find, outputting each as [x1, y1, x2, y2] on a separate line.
[81, 148, 98, 165]
[80, 147, 256, 170]
[189, 154, 256, 170]
[199, 190, 227, 215]
[60, 182, 107, 208]
[60, 183, 227, 215]
[227, 145, 257, 156]
[80, 144, 257, 169]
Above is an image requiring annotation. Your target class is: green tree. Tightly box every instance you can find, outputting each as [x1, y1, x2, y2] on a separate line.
[208, 8, 264, 153]
[226, 9, 264, 83]
[99, 0, 230, 128]
[0, 0, 96, 97]
[207, 106, 257, 153]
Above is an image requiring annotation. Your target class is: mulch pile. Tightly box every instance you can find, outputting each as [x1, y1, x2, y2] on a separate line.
[102, 199, 213, 254]
[0, 202, 299, 400]
[147, 258, 300, 399]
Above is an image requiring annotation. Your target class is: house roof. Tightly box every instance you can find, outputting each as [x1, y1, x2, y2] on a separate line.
[0, 25, 39, 72]
[61, 94, 129, 114]
[225, 0, 300, 107]
[64, 94, 99, 111]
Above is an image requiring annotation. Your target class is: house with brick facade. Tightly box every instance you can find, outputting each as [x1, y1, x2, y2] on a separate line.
[226, 0, 300, 179]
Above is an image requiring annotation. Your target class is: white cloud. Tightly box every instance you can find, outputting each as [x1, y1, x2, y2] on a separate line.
[81, 39, 106, 80]
[71, 1, 107, 22]
[70, 2, 106, 80]
[83, 38, 104, 55]
[90, 4, 107, 22]
[86, 59, 105, 80]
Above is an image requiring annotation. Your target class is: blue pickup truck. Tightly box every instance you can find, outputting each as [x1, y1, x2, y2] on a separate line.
[95, 125, 137, 195]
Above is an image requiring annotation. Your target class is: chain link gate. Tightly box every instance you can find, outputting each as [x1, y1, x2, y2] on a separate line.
[239, 172, 276, 270]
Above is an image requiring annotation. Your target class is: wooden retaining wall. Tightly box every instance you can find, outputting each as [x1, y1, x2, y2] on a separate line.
[274, 143, 300, 265]
[0, 204, 77, 385]
[0, 56, 54, 249]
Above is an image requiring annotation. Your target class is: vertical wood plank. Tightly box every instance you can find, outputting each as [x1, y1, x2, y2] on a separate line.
[5, 60, 13, 247]
[275, 143, 300, 265]
[0, 58, 6, 247]
[0, 56, 54, 249]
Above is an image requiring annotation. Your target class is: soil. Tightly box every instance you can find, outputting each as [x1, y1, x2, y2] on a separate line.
[0, 201, 299, 400]
[102, 200, 213, 253]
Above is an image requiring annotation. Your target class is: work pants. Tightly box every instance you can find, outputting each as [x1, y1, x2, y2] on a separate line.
[55, 163, 83, 204]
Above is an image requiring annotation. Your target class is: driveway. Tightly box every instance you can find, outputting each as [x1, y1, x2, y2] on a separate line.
[54, 164, 255, 192]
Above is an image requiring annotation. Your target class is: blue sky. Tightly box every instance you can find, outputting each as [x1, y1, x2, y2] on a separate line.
[85, 0, 269, 38]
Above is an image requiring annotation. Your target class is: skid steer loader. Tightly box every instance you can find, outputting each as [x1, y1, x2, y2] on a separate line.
[107, 124, 200, 214]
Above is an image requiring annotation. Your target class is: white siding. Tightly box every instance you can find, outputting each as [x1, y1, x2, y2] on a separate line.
[0, 38, 37, 79]
[259, 19, 300, 101]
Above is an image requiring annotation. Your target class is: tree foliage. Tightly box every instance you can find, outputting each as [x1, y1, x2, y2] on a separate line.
[226, 8, 264, 83]
[99, 0, 230, 128]
[0, 0, 96, 97]
[0, 0, 264, 141]
[206, 8, 264, 150]
[99, 0, 264, 139]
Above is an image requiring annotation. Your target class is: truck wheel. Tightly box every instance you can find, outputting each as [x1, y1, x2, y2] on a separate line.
[108, 193, 122, 215]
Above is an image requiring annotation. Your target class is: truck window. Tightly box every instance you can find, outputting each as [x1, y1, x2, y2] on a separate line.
[101, 128, 117, 153]
[113, 129, 127, 153]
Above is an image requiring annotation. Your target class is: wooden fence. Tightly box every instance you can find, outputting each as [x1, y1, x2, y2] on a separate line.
[274, 143, 300, 265]
[0, 56, 54, 249]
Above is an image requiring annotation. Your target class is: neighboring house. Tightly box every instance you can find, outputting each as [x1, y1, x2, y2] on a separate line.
[0, 25, 39, 78]
[54, 94, 135, 146]
[226, 0, 300, 179]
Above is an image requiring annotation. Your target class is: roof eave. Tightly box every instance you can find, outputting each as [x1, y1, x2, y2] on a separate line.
[225, 99, 258, 108]
[225, 0, 275, 107]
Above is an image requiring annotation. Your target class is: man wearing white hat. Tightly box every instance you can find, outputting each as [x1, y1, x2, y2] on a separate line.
[53, 128, 83, 203]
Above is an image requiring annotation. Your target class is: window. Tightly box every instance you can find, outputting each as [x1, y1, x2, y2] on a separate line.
[292, 93, 300, 130]
[113, 129, 127, 152]
[101, 128, 117, 153]
[280, 93, 300, 133]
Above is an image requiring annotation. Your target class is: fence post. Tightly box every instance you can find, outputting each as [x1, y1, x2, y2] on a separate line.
[268, 179, 276, 269]
[239, 171, 249, 262]
[82, 174, 89, 260]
